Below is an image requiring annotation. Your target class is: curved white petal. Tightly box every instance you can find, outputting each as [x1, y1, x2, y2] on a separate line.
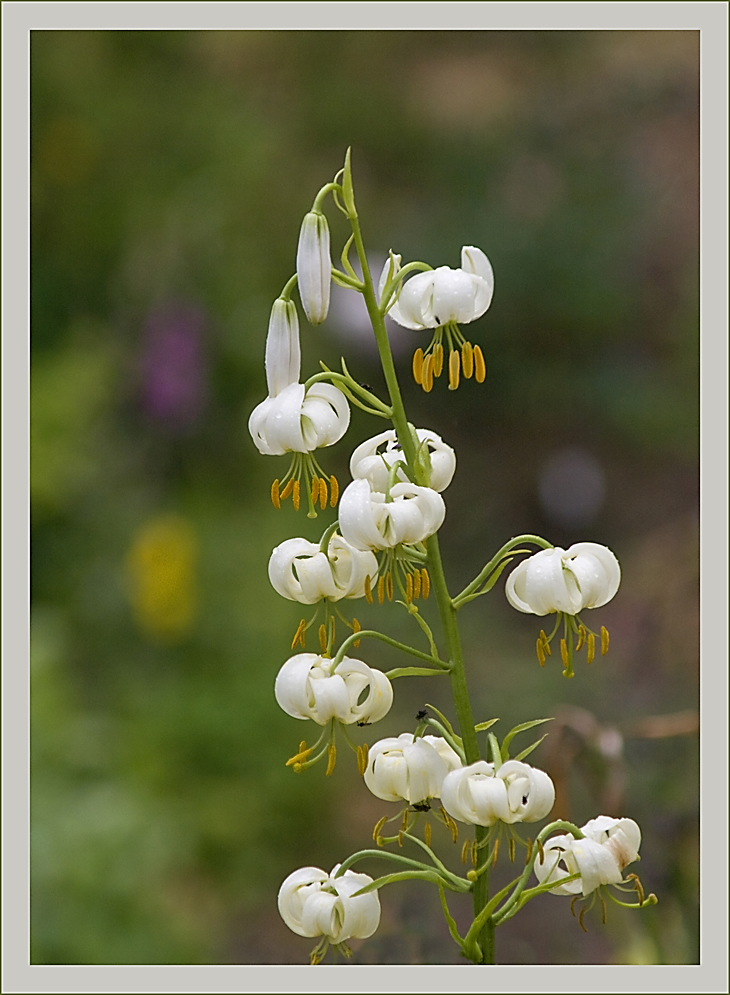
[277, 866, 330, 937]
[497, 759, 555, 823]
[393, 271, 437, 330]
[440, 762, 508, 826]
[248, 381, 349, 457]
[327, 535, 379, 600]
[364, 734, 461, 805]
[350, 428, 456, 493]
[533, 836, 582, 896]
[505, 544, 621, 616]
[329, 870, 381, 940]
[335, 657, 394, 724]
[339, 479, 389, 551]
[564, 543, 621, 608]
[274, 654, 326, 720]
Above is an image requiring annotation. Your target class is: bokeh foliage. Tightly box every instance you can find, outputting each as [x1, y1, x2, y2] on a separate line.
[31, 30, 698, 964]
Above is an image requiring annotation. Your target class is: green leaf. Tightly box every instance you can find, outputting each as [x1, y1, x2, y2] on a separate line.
[474, 718, 499, 733]
[513, 733, 550, 762]
[480, 557, 515, 593]
[438, 883, 465, 947]
[488, 732, 503, 767]
[501, 718, 553, 759]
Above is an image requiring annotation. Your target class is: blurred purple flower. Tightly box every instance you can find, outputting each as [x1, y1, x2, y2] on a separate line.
[140, 302, 208, 429]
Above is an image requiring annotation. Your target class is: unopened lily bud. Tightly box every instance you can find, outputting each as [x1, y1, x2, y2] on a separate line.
[297, 211, 331, 325]
[265, 298, 301, 397]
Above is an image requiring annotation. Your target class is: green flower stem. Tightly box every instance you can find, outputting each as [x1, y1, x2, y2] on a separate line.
[334, 848, 439, 877]
[332, 629, 450, 670]
[312, 181, 342, 213]
[384, 666, 450, 680]
[280, 273, 298, 301]
[453, 534, 554, 608]
[348, 199, 497, 964]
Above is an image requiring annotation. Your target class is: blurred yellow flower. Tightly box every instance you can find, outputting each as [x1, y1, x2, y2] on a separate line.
[126, 515, 198, 642]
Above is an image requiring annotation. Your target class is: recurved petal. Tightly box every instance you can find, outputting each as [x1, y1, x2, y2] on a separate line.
[392, 271, 437, 330]
[293, 551, 340, 603]
[533, 836, 582, 896]
[274, 654, 323, 720]
[260, 382, 309, 455]
[277, 866, 329, 936]
[300, 383, 350, 449]
[565, 543, 621, 608]
[365, 747, 410, 801]
[308, 670, 352, 724]
[328, 536, 379, 599]
[430, 266, 481, 325]
[300, 890, 340, 940]
[339, 479, 389, 551]
[330, 871, 381, 940]
[571, 837, 623, 895]
[268, 538, 322, 602]
[248, 396, 278, 455]
[402, 737, 449, 803]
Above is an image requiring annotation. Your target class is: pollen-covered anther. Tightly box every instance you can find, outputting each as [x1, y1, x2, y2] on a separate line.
[461, 341, 474, 379]
[291, 619, 307, 649]
[626, 872, 645, 906]
[448, 348, 460, 391]
[421, 568, 431, 599]
[406, 572, 413, 603]
[422, 354, 434, 393]
[471, 841, 478, 867]
[329, 475, 339, 507]
[433, 342, 444, 377]
[412, 348, 424, 385]
[286, 745, 315, 767]
[560, 638, 569, 667]
[397, 831, 404, 848]
[413, 569, 422, 600]
[536, 637, 546, 667]
[364, 575, 373, 605]
[461, 840, 470, 864]
[280, 479, 294, 501]
[292, 479, 301, 511]
[424, 822, 432, 847]
[576, 624, 586, 652]
[473, 344, 486, 383]
[579, 906, 589, 933]
[372, 815, 387, 843]
[537, 839, 544, 862]
[352, 617, 361, 648]
[509, 838, 516, 862]
[377, 576, 385, 605]
[271, 479, 281, 509]
[319, 477, 328, 511]
[601, 625, 609, 656]
[356, 743, 369, 776]
[587, 632, 596, 664]
[386, 573, 393, 601]
[311, 475, 320, 504]
[325, 743, 337, 777]
[491, 838, 500, 867]
[318, 623, 328, 652]
[525, 838, 533, 864]
[540, 629, 552, 656]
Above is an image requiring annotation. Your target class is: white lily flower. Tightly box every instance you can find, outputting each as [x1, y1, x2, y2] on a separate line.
[248, 381, 350, 457]
[297, 211, 331, 325]
[364, 733, 463, 805]
[278, 864, 380, 941]
[268, 534, 378, 604]
[274, 653, 393, 725]
[338, 478, 446, 552]
[380, 246, 494, 331]
[440, 759, 555, 826]
[505, 543, 621, 617]
[534, 815, 641, 897]
[350, 429, 456, 493]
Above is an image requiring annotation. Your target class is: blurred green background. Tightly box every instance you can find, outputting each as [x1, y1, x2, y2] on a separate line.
[31, 30, 699, 965]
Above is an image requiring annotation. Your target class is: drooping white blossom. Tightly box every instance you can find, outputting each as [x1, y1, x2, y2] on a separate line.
[350, 429, 456, 493]
[297, 211, 332, 325]
[440, 759, 555, 827]
[364, 733, 463, 805]
[338, 478, 445, 552]
[268, 534, 378, 605]
[379, 246, 494, 331]
[278, 864, 380, 941]
[505, 543, 621, 617]
[274, 653, 393, 726]
[533, 816, 642, 897]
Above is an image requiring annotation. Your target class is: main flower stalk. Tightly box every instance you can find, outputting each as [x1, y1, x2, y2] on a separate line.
[348, 208, 495, 964]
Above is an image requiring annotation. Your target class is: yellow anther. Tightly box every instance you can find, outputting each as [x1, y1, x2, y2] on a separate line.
[299, 740, 307, 753]
[587, 632, 596, 664]
[406, 572, 413, 603]
[325, 743, 336, 777]
[364, 575, 373, 605]
[560, 638, 569, 667]
[397, 831, 404, 847]
[319, 477, 328, 510]
[509, 838, 515, 863]
[448, 348, 460, 391]
[280, 479, 294, 501]
[433, 342, 444, 377]
[352, 617, 361, 648]
[537, 839, 544, 862]
[421, 568, 430, 599]
[311, 475, 320, 505]
[422, 354, 434, 393]
[377, 576, 385, 605]
[576, 624, 586, 652]
[372, 816, 387, 843]
[626, 873, 645, 906]
[540, 629, 552, 656]
[412, 347, 424, 385]
[292, 479, 300, 511]
[424, 822, 432, 847]
[291, 619, 307, 650]
[471, 841, 478, 867]
[413, 569, 422, 600]
[271, 479, 281, 509]
[439, 806, 458, 842]
[318, 624, 328, 652]
[525, 839, 533, 864]
[329, 475, 339, 507]
[401, 808, 409, 831]
[601, 625, 609, 656]
[356, 742, 369, 775]
[461, 840, 470, 864]
[286, 745, 315, 766]
[473, 344, 486, 382]
[536, 637, 546, 667]
[491, 838, 500, 867]
[386, 573, 393, 601]
[461, 341, 474, 379]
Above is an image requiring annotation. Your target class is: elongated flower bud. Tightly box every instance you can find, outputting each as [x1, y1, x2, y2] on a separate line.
[265, 298, 301, 397]
[297, 211, 331, 325]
